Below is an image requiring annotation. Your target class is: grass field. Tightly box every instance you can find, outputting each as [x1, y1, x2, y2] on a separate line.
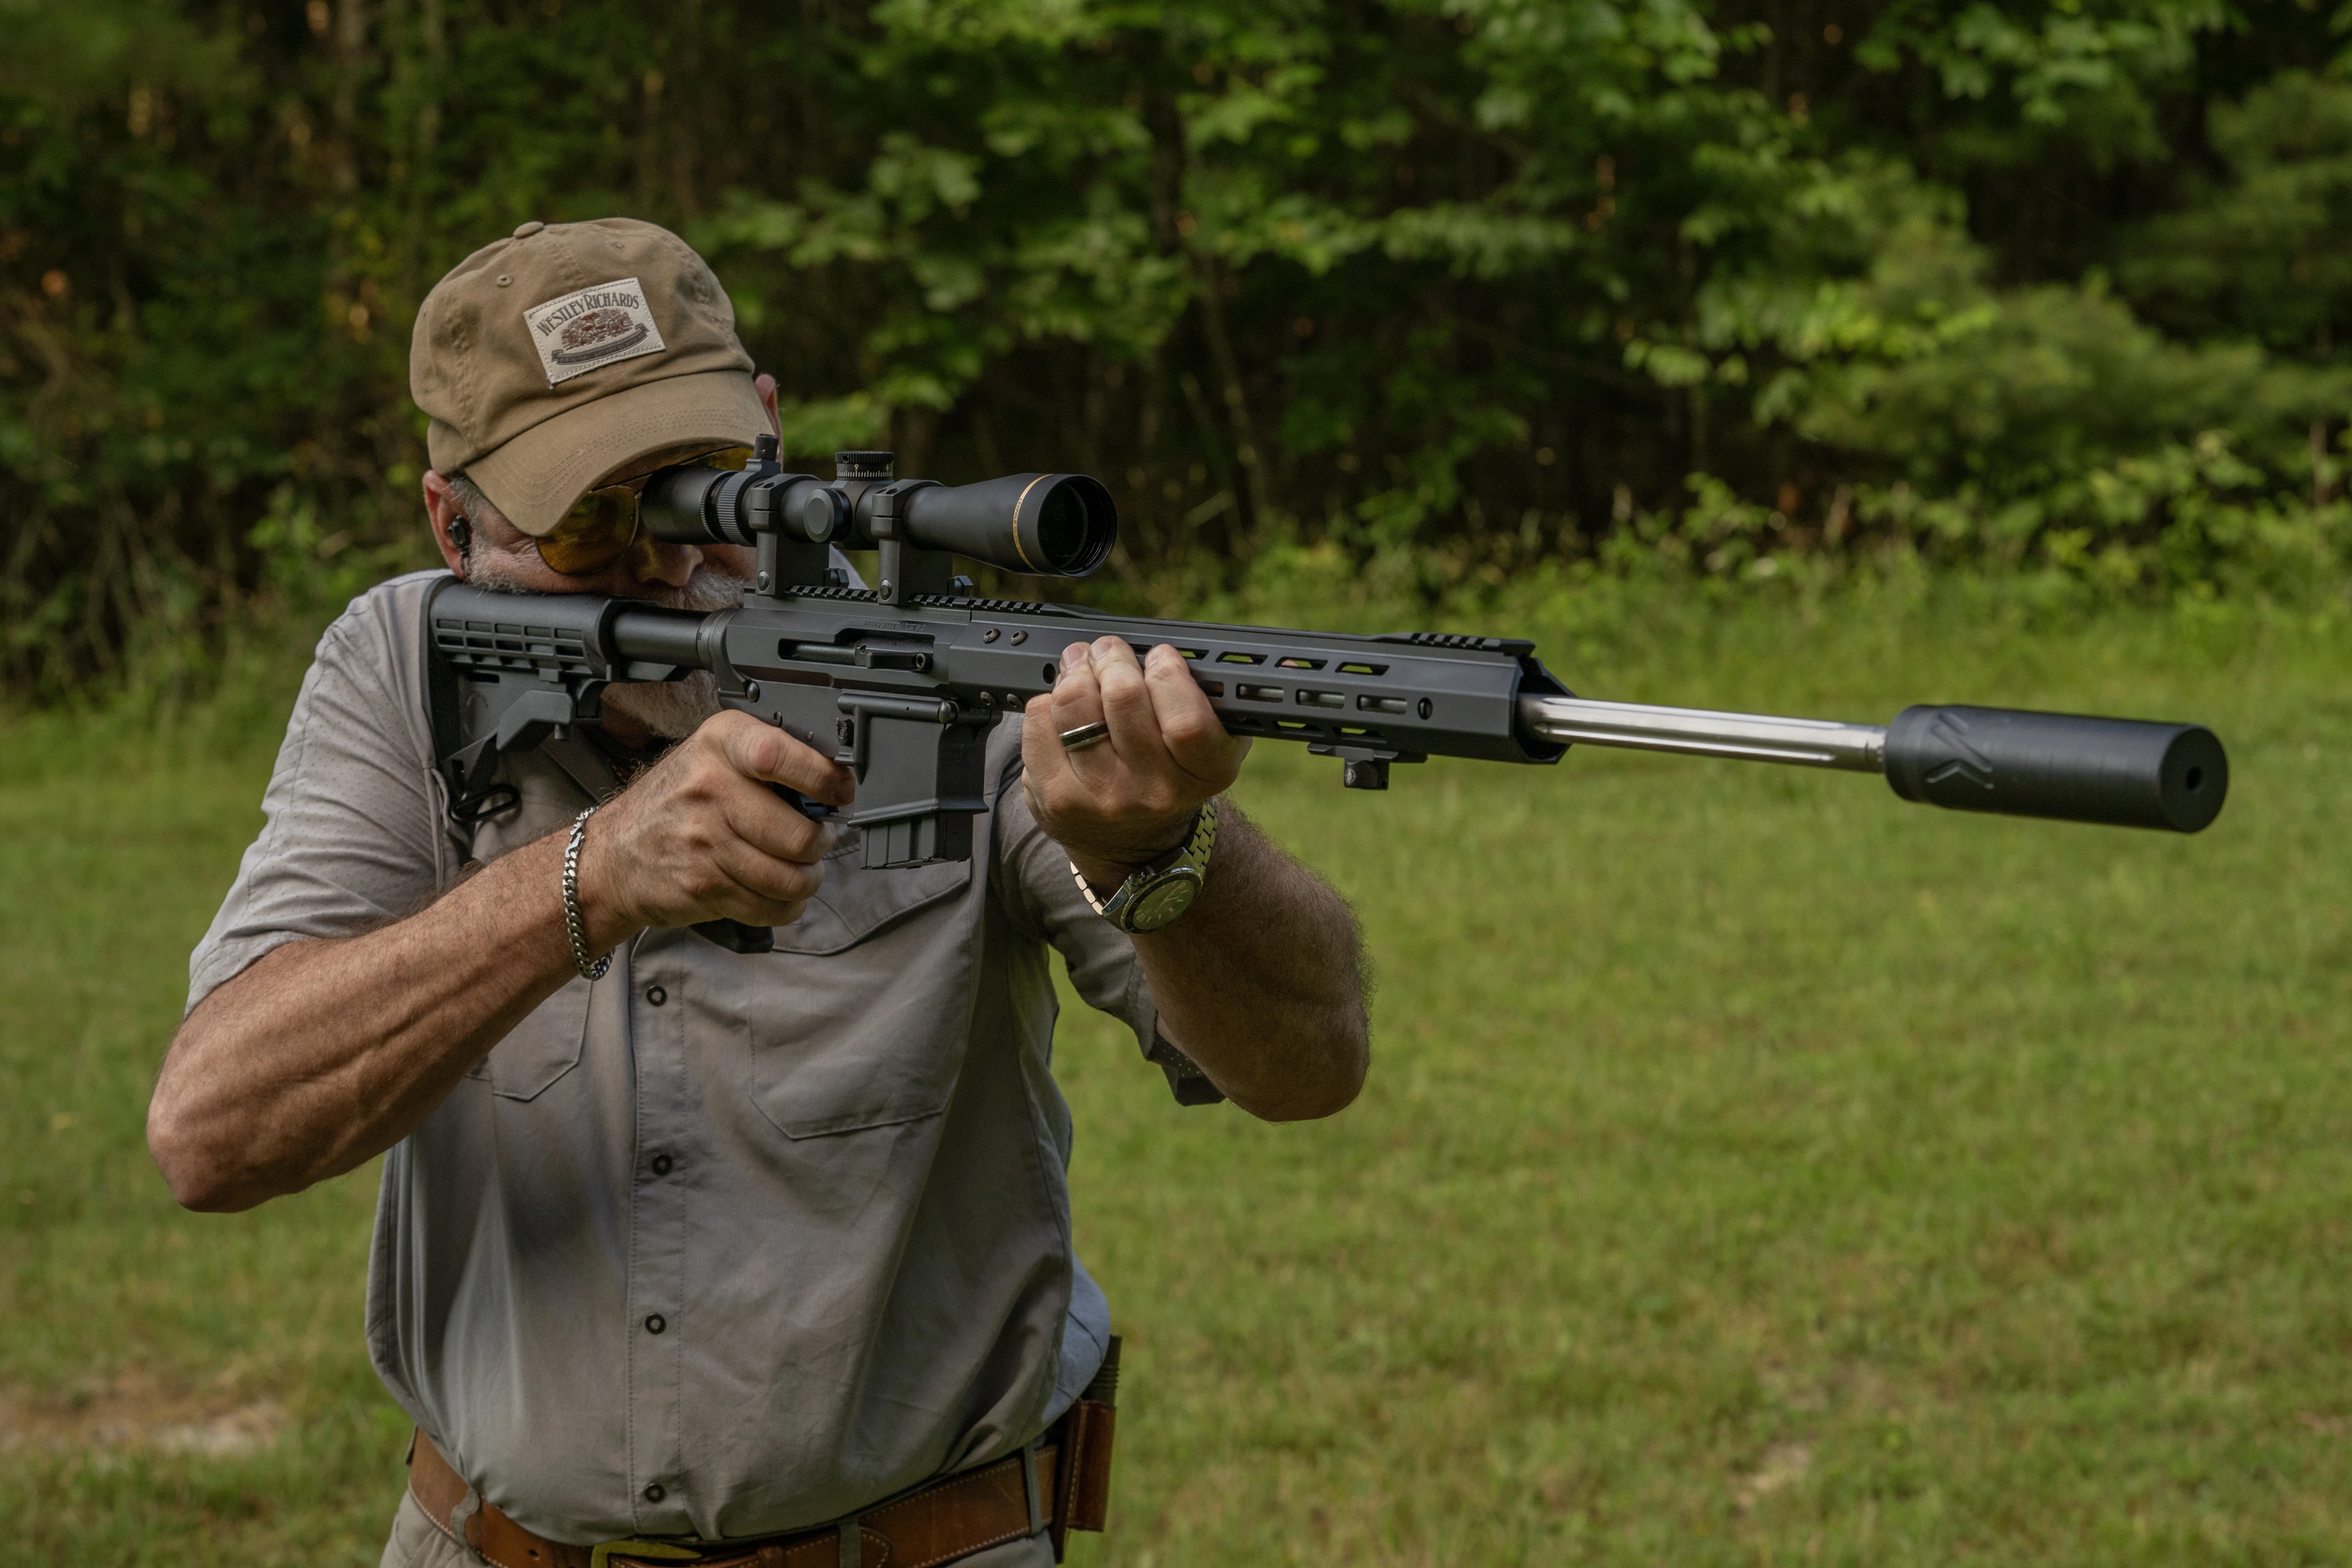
[5, 587, 2350, 1564]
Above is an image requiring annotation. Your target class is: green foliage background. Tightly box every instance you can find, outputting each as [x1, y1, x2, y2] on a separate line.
[10, 0, 2352, 695]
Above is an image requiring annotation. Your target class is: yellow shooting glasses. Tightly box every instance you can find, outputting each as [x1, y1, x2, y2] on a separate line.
[536, 445, 753, 575]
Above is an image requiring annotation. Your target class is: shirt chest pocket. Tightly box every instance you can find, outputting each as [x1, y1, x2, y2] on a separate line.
[468, 976, 591, 1101]
[731, 836, 978, 1140]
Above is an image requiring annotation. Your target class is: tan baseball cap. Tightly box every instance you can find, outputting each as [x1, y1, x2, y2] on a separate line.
[410, 217, 767, 537]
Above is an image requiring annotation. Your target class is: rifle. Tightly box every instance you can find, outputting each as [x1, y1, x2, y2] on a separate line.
[427, 441, 2228, 953]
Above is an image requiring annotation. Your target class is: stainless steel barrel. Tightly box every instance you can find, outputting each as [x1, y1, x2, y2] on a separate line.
[1516, 693, 1887, 772]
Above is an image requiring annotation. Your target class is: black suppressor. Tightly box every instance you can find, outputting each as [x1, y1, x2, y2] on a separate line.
[1883, 705, 2227, 832]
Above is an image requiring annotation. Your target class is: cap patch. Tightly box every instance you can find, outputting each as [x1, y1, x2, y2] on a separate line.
[523, 278, 667, 386]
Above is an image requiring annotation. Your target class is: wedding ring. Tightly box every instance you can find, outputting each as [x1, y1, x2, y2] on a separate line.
[1058, 720, 1112, 753]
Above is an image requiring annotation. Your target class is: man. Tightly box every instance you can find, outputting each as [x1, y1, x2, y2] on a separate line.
[147, 218, 1369, 1567]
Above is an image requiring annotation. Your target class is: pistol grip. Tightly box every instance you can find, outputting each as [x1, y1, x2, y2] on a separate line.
[689, 787, 831, 953]
[691, 918, 776, 954]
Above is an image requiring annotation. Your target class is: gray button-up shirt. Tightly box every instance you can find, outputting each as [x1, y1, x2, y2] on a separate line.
[187, 572, 1157, 1546]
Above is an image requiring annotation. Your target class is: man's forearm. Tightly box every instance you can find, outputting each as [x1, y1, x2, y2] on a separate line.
[1121, 805, 1370, 1121]
[153, 712, 846, 1213]
[149, 833, 581, 1211]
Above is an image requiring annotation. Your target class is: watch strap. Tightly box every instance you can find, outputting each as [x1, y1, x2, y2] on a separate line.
[1070, 797, 1220, 933]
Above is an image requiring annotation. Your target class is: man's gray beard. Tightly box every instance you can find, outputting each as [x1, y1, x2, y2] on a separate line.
[604, 668, 723, 741]
[604, 567, 752, 739]
[463, 557, 751, 741]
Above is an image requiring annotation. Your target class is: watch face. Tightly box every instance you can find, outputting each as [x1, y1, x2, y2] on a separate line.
[1124, 871, 1201, 933]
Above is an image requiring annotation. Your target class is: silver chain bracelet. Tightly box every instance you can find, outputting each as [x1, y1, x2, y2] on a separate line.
[563, 805, 610, 982]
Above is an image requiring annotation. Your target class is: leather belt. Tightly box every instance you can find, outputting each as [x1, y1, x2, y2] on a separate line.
[409, 1422, 1100, 1568]
[408, 1338, 1122, 1566]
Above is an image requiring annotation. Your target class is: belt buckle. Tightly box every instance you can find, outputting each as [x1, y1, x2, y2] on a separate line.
[590, 1541, 706, 1568]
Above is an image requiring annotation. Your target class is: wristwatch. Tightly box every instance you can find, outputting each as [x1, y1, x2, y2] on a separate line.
[1070, 799, 1220, 934]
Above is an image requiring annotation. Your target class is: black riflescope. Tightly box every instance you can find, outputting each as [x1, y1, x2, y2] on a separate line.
[639, 448, 1116, 577]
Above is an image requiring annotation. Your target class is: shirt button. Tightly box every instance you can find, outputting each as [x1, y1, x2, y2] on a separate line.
[645, 1314, 667, 1335]
[644, 1483, 666, 1503]
[645, 985, 667, 1007]
[650, 1153, 674, 1177]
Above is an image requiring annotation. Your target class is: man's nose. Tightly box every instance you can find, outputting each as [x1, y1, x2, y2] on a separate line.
[630, 534, 702, 588]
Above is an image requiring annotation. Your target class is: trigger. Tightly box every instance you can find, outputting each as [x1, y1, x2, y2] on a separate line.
[765, 717, 834, 819]
[772, 783, 831, 820]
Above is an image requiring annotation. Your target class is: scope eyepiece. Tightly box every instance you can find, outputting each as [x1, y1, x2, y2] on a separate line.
[639, 463, 751, 547]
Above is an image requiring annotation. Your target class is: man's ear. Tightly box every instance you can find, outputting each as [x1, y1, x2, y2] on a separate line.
[756, 372, 781, 440]
[422, 471, 470, 579]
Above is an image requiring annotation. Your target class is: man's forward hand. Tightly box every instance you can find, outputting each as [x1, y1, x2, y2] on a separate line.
[1022, 637, 1249, 890]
